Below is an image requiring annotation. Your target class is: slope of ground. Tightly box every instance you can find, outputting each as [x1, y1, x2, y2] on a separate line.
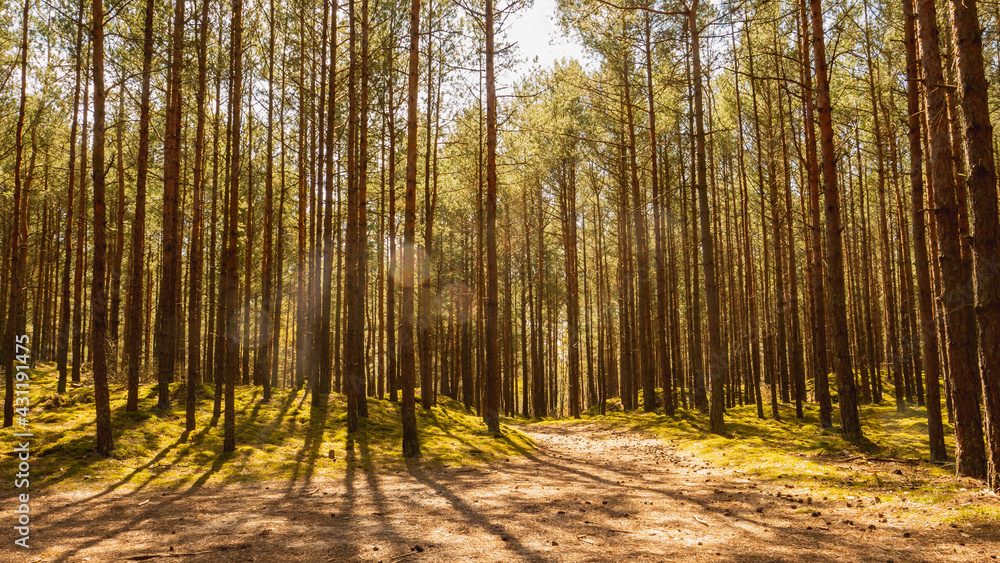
[10, 363, 533, 491]
[7, 368, 1000, 562]
[15, 420, 1000, 562]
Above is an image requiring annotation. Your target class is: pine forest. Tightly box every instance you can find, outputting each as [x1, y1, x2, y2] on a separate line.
[2, 0, 1000, 558]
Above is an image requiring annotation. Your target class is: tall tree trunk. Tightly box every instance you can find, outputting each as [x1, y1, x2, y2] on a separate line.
[799, 0, 832, 428]
[863, 0, 904, 411]
[3, 0, 31, 426]
[689, 2, 725, 433]
[747, 31, 778, 421]
[321, 0, 340, 411]
[34, 204, 49, 362]
[378, 123, 387, 400]
[856, 152, 880, 404]
[357, 0, 371, 416]
[56, 0, 85, 396]
[916, 0, 986, 477]
[401, 0, 422, 457]
[242, 104, 255, 386]
[72, 46, 91, 387]
[663, 144, 687, 412]
[91, 0, 113, 454]
[558, 158, 580, 419]
[778, 75, 806, 418]
[387, 36, 399, 403]
[187, 0, 211, 430]
[295, 3, 308, 391]
[419, 0, 437, 410]
[223, 0, 245, 453]
[766, 87, 789, 410]
[256, 0, 279, 403]
[214, 49, 234, 416]
[271, 63, 288, 389]
[462, 257, 474, 408]
[346, 0, 364, 427]
[484, 0, 501, 433]
[811, 0, 862, 441]
[888, 121, 921, 405]
[620, 40, 655, 415]
[125, 0, 155, 412]
[847, 153, 872, 405]
[306, 2, 326, 397]
[205, 45, 222, 385]
[732, 18, 763, 418]
[155, 0, 186, 408]
[906, 0, 946, 460]
[948, 0, 1000, 489]
[520, 187, 532, 413]
[110, 91, 126, 350]
[533, 185, 547, 416]
[769, 147, 789, 409]
[582, 205, 596, 410]
[647, 19, 673, 416]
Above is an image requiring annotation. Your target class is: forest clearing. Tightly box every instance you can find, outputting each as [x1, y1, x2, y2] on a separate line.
[4, 0, 1000, 555]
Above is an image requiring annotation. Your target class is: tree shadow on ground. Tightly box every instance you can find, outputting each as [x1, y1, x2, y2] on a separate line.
[405, 457, 552, 561]
[31, 420, 996, 562]
[288, 391, 327, 489]
[45, 384, 299, 510]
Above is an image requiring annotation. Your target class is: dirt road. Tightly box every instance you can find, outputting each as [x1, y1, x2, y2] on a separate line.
[15, 423, 999, 562]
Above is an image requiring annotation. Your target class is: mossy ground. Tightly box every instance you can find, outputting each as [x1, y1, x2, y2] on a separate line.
[8, 363, 997, 525]
[6, 363, 533, 491]
[519, 392, 1000, 525]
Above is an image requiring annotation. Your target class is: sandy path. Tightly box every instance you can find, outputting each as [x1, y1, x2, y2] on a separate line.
[13, 423, 998, 563]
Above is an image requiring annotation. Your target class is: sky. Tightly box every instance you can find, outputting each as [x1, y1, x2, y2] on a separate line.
[500, 0, 591, 87]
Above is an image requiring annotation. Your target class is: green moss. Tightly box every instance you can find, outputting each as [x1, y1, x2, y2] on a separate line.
[6, 364, 533, 491]
[947, 503, 1000, 524]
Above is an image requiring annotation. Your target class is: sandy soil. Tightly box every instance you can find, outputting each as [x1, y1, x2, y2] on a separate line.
[12, 423, 1000, 563]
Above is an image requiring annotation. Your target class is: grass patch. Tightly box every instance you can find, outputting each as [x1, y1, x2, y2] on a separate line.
[4, 363, 533, 492]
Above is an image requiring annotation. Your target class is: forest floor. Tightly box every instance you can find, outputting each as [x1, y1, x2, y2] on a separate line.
[15, 402, 1000, 562]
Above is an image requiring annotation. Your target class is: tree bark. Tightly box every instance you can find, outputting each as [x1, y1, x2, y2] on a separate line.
[110, 90, 126, 351]
[321, 0, 340, 411]
[420, 0, 437, 410]
[798, 0, 832, 428]
[186, 0, 211, 430]
[387, 35, 399, 403]
[3, 0, 32, 426]
[647, 19, 673, 416]
[155, 0, 186, 409]
[948, 0, 1000, 489]
[862, 0, 904, 411]
[72, 46, 91, 388]
[906, 0, 946, 461]
[256, 0, 279, 403]
[689, 2, 725, 433]
[811, 0, 862, 441]
[223, 0, 245, 453]
[401, 0, 422, 458]
[357, 0, 371, 416]
[56, 0, 85, 396]
[484, 0, 501, 433]
[125, 0, 155, 412]
[90, 0, 113, 454]
[916, 0, 986, 477]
